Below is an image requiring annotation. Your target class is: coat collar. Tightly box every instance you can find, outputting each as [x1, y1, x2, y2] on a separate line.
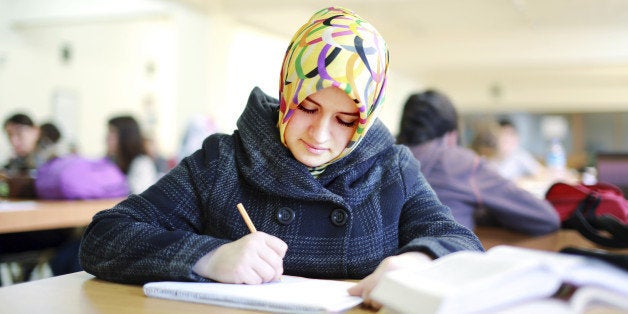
[235, 87, 394, 200]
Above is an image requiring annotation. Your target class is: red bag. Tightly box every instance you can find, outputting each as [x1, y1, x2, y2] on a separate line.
[546, 182, 628, 224]
[545, 182, 628, 248]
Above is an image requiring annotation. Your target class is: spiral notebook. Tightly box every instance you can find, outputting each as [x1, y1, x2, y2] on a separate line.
[143, 275, 362, 313]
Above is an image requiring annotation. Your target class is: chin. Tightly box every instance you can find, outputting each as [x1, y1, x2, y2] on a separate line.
[298, 157, 327, 168]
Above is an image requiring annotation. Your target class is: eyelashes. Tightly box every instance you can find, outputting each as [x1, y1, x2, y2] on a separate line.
[297, 104, 316, 114]
[336, 118, 356, 128]
[296, 104, 357, 128]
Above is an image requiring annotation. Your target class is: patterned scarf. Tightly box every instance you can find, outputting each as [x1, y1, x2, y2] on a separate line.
[277, 7, 389, 174]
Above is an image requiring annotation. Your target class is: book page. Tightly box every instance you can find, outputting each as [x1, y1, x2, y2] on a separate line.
[371, 250, 561, 314]
[0, 200, 37, 212]
[569, 286, 628, 313]
[143, 275, 362, 313]
[487, 245, 628, 295]
[494, 286, 628, 314]
[374, 246, 628, 314]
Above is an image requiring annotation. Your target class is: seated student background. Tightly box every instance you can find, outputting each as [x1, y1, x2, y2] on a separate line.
[3, 113, 43, 175]
[106, 115, 159, 194]
[177, 114, 218, 163]
[396, 90, 560, 235]
[473, 118, 545, 181]
[79, 7, 483, 310]
[1, 114, 78, 279]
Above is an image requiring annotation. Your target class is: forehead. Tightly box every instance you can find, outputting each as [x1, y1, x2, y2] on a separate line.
[307, 87, 358, 113]
[5, 123, 36, 134]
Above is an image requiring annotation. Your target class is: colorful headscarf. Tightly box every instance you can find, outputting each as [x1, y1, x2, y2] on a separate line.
[278, 6, 389, 166]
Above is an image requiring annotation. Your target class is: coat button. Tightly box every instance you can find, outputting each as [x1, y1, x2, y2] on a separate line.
[276, 207, 295, 225]
[330, 208, 348, 227]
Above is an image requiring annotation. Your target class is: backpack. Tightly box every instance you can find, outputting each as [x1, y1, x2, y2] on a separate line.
[545, 182, 628, 248]
[35, 155, 130, 199]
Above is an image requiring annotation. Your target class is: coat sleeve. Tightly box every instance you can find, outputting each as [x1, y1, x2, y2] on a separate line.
[395, 148, 485, 258]
[471, 157, 560, 235]
[79, 136, 228, 285]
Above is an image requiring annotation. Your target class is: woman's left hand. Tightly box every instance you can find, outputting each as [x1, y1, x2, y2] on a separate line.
[347, 252, 433, 310]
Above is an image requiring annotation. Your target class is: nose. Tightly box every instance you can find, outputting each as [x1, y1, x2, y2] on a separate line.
[308, 117, 330, 143]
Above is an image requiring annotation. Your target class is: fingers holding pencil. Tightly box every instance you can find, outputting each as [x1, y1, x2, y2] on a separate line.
[194, 203, 287, 284]
[236, 203, 288, 257]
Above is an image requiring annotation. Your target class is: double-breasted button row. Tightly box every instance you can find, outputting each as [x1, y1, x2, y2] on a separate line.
[274, 207, 349, 227]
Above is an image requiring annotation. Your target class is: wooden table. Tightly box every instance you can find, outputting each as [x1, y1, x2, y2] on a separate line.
[0, 271, 374, 314]
[0, 198, 123, 234]
[476, 227, 628, 254]
[0, 228, 624, 314]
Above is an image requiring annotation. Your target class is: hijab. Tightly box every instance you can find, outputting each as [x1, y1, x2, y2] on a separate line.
[277, 7, 389, 173]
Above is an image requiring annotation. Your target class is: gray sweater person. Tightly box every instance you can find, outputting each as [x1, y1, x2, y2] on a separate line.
[397, 90, 560, 235]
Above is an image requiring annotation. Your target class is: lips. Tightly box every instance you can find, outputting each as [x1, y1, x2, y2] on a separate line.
[301, 140, 327, 155]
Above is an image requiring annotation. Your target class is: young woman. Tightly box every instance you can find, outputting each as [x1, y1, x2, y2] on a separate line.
[106, 115, 158, 194]
[80, 7, 483, 309]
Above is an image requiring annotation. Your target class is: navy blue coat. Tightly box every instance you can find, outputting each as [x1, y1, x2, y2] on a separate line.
[79, 87, 483, 284]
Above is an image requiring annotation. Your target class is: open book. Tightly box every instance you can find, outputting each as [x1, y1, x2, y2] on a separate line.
[371, 245, 628, 314]
[143, 275, 362, 313]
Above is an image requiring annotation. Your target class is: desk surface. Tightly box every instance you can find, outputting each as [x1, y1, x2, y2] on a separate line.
[0, 272, 373, 314]
[0, 198, 122, 234]
[0, 228, 625, 314]
[476, 227, 628, 254]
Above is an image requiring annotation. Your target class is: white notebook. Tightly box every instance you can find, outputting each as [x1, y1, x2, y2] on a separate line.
[143, 275, 362, 313]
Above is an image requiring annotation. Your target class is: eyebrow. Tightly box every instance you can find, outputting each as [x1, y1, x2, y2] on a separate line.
[304, 97, 360, 116]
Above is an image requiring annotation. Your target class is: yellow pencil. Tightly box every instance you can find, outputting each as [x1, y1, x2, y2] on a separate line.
[236, 203, 257, 233]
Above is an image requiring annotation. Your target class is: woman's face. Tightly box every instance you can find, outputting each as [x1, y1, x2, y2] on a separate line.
[106, 125, 119, 156]
[284, 87, 359, 167]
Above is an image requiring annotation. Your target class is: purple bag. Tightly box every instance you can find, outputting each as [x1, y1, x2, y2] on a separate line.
[35, 155, 130, 199]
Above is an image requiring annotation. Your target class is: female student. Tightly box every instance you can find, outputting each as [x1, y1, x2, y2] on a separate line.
[80, 7, 483, 308]
[106, 115, 158, 194]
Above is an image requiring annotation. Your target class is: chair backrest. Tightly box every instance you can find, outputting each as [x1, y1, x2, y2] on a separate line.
[596, 152, 628, 195]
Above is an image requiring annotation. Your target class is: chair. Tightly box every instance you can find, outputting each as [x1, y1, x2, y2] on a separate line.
[596, 152, 628, 195]
[0, 249, 54, 286]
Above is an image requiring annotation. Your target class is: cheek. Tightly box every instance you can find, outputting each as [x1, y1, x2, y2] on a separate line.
[334, 125, 357, 147]
[27, 132, 39, 145]
[283, 120, 297, 148]
[106, 135, 117, 150]
[284, 114, 307, 139]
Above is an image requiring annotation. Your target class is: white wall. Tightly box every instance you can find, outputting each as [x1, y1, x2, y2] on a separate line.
[0, 0, 420, 164]
[0, 0, 181, 161]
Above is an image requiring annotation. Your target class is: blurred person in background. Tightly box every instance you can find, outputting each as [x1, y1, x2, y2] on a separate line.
[1, 114, 76, 281]
[177, 114, 218, 163]
[3, 113, 41, 174]
[397, 90, 559, 235]
[144, 137, 170, 177]
[487, 118, 544, 181]
[37, 122, 70, 164]
[106, 115, 158, 194]
[3, 115, 69, 175]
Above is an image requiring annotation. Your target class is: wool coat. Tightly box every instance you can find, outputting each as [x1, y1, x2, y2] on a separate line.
[79, 87, 483, 284]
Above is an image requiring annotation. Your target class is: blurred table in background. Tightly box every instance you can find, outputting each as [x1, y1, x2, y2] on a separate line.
[0, 198, 122, 234]
[476, 226, 628, 254]
[515, 168, 580, 199]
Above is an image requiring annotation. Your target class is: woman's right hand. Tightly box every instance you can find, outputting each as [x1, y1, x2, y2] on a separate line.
[192, 232, 288, 284]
